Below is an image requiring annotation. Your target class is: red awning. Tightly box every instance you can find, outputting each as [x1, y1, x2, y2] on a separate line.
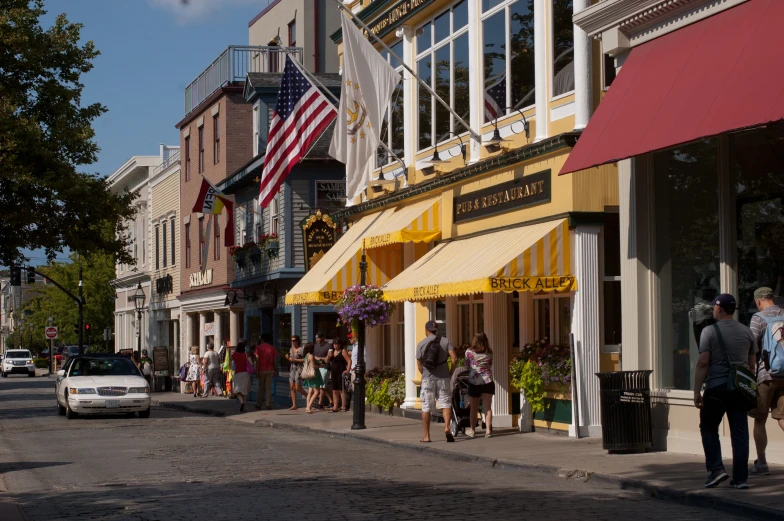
[560, 0, 784, 175]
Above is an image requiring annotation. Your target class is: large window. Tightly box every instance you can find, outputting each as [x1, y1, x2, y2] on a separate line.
[376, 41, 404, 168]
[457, 294, 484, 348]
[198, 126, 204, 173]
[162, 221, 168, 268]
[198, 217, 205, 265]
[270, 196, 279, 237]
[253, 103, 260, 156]
[482, 0, 535, 124]
[184, 136, 190, 181]
[214, 215, 220, 260]
[154, 225, 160, 271]
[288, 20, 296, 46]
[654, 139, 719, 391]
[602, 213, 621, 351]
[416, 1, 470, 151]
[185, 223, 191, 268]
[534, 293, 572, 345]
[213, 115, 220, 164]
[552, 0, 574, 97]
[170, 217, 176, 266]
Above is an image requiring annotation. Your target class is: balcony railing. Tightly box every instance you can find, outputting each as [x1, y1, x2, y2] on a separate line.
[184, 45, 303, 116]
[153, 149, 180, 175]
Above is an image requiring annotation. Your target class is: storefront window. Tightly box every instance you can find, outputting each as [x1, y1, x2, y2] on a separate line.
[535, 297, 550, 341]
[434, 300, 447, 338]
[552, 0, 574, 97]
[376, 41, 404, 169]
[457, 295, 483, 347]
[654, 139, 719, 390]
[731, 125, 784, 325]
[557, 296, 571, 346]
[603, 213, 621, 348]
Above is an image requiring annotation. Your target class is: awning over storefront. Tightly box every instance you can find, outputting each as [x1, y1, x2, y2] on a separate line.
[383, 219, 574, 302]
[560, 0, 784, 175]
[363, 197, 441, 249]
[285, 209, 399, 305]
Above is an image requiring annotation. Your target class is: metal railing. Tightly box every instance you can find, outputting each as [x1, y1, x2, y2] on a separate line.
[153, 149, 180, 175]
[184, 45, 303, 115]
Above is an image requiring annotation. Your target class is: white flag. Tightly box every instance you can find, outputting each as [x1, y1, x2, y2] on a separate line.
[329, 12, 401, 202]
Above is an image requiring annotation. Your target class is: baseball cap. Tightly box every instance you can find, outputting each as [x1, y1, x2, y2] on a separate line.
[709, 293, 737, 313]
[425, 320, 438, 333]
[754, 287, 775, 300]
[315, 331, 325, 338]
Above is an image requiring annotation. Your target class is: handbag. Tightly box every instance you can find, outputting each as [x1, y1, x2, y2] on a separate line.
[713, 324, 758, 411]
[179, 363, 189, 381]
[301, 356, 316, 380]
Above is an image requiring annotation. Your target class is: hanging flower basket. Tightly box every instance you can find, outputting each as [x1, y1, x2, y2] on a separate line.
[335, 285, 395, 332]
[266, 238, 279, 258]
[248, 245, 262, 264]
[230, 246, 246, 268]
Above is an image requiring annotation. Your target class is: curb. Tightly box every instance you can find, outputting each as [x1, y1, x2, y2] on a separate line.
[153, 400, 784, 520]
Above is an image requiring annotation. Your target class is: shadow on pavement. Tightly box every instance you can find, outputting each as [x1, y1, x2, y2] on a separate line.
[0, 462, 70, 474]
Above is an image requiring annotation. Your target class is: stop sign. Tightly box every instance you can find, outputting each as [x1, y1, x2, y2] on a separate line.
[45, 326, 58, 340]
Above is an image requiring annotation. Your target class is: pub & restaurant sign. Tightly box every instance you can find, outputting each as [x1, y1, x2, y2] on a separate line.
[344, 0, 434, 41]
[453, 170, 551, 224]
[300, 210, 337, 272]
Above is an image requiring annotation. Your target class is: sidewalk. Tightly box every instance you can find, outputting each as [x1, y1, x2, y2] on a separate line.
[152, 392, 784, 519]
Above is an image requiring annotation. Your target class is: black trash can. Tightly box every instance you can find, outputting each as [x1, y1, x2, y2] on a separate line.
[595, 370, 653, 453]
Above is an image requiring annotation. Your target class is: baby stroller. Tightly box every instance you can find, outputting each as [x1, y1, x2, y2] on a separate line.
[449, 367, 485, 438]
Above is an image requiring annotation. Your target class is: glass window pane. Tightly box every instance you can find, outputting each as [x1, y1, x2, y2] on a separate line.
[434, 45, 450, 143]
[654, 139, 719, 391]
[604, 213, 620, 277]
[732, 124, 784, 324]
[603, 281, 621, 345]
[475, 303, 484, 336]
[434, 11, 450, 44]
[552, 0, 574, 96]
[417, 57, 432, 151]
[536, 299, 551, 342]
[557, 297, 571, 345]
[435, 300, 446, 322]
[482, 0, 504, 12]
[483, 11, 506, 123]
[390, 79, 404, 159]
[510, 0, 535, 109]
[459, 305, 470, 346]
[417, 22, 431, 54]
[453, 34, 470, 135]
[453, 0, 468, 30]
[389, 40, 403, 68]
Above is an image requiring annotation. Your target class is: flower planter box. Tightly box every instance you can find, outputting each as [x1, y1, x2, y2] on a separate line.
[266, 241, 279, 258]
[248, 246, 262, 264]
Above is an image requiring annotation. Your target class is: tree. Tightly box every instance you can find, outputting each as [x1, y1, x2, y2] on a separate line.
[18, 252, 116, 351]
[0, 0, 136, 267]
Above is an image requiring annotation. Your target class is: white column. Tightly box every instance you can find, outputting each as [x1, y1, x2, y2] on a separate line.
[573, 0, 592, 130]
[401, 302, 418, 409]
[229, 308, 239, 347]
[518, 291, 534, 432]
[570, 227, 602, 437]
[214, 311, 223, 349]
[484, 292, 512, 427]
[198, 312, 207, 356]
[468, 0, 482, 162]
[402, 25, 415, 181]
[534, 0, 548, 141]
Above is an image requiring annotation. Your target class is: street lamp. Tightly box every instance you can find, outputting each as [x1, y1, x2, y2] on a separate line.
[132, 283, 146, 361]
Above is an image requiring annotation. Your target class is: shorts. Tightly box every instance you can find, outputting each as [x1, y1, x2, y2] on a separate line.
[289, 365, 302, 384]
[467, 381, 495, 398]
[318, 368, 329, 389]
[420, 377, 451, 413]
[749, 379, 784, 420]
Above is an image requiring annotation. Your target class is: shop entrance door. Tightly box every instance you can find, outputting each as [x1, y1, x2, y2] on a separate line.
[312, 313, 340, 343]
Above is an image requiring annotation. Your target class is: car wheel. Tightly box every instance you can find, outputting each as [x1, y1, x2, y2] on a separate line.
[138, 408, 151, 419]
[28, 371, 35, 378]
[57, 400, 66, 416]
[65, 391, 77, 419]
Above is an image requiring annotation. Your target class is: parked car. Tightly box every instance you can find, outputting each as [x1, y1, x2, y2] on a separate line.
[61, 345, 82, 363]
[2, 350, 35, 377]
[40, 349, 64, 363]
[55, 355, 151, 419]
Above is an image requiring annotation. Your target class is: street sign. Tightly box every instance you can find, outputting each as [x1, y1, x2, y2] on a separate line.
[45, 326, 58, 340]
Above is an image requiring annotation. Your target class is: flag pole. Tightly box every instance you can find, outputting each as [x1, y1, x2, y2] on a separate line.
[331, 0, 480, 142]
[285, 52, 406, 178]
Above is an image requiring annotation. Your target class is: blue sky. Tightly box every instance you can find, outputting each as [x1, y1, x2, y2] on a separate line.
[15, 0, 272, 267]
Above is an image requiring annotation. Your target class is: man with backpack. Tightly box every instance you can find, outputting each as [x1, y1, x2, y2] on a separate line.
[748, 287, 784, 475]
[416, 320, 457, 443]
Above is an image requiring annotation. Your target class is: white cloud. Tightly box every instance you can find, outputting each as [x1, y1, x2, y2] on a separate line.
[148, 0, 263, 25]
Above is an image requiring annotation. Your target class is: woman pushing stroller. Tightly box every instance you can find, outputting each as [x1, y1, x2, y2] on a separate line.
[464, 332, 494, 438]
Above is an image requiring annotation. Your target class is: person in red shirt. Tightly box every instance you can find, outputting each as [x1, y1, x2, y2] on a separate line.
[232, 340, 252, 413]
[254, 333, 278, 410]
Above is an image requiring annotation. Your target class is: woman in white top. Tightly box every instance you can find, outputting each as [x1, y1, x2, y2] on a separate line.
[185, 345, 202, 397]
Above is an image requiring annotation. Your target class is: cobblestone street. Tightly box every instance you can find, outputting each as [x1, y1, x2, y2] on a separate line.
[0, 377, 750, 521]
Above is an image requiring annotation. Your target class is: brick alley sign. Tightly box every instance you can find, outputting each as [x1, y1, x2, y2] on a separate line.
[301, 211, 337, 272]
[453, 170, 551, 223]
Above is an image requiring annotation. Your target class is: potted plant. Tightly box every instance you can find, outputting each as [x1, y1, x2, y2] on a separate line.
[335, 284, 395, 333]
[245, 241, 261, 264]
[230, 245, 246, 268]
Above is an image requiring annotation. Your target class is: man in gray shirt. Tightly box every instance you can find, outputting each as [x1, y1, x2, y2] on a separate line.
[693, 293, 756, 489]
[747, 287, 784, 475]
[416, 320, 457, 443]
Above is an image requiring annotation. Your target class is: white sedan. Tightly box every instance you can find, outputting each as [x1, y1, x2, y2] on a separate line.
[55, 355, 151, 419]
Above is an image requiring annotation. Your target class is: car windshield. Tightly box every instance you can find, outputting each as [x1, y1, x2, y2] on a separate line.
[6, 351, 31, 359]
[68, 358, 140, 377]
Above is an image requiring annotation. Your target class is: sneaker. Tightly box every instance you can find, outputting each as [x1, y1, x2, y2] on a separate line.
[729, 480, 749, 489]
[704, 470, 729, 488]
[749, 460, 770, 475]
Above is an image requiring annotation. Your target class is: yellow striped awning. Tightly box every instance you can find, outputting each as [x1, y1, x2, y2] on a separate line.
[382, 219, 575, 302]
[285, 209, 401, 305]
[362, 197, 441, 249]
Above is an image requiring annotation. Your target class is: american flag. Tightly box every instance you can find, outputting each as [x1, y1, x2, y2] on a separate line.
[259, 56, 337, 208]
[484, 73, 506, 122]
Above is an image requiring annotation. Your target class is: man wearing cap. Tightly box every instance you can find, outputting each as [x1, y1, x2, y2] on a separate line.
[748, 287, 784, 476]
[416, 321, 457, 443]
[693, 293, 756, 489]
[313, 332, 333, 410]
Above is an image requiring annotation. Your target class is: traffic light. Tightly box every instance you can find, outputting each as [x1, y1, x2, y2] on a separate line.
[84, 323, 92, 335]
[10, 265, 21, 286]
[73, 324, 79, 336]
[26, 267, 35, 284]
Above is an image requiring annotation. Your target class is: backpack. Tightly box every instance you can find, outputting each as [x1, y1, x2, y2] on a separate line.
[758, 314, 784, 378]
[421, 336, 444, 373]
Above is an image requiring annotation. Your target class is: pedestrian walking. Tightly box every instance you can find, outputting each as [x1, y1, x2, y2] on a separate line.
[201, 343, 223, 398]
[232, 340, 252, 412]
[140, 349, 153, 386]
[694, 293, 756, 489]
[313, 332, 333, 409]
[464, 332, 494, 438]
[301, 343, 324, 413]
[416, 320, 458, 443]
[327, 338, 351, 412]
[254, 334, 277, 410]
[748, 287, 784, 475]
[285, 335, 307, 410]
[185, 346, 202, 397]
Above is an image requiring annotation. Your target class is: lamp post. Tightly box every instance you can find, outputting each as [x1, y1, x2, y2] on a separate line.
[352, 253, 367, 430]
[132, 283, 146, 362]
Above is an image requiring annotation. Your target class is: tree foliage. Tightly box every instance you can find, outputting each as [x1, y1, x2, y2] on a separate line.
[0, 0, 136, 267]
